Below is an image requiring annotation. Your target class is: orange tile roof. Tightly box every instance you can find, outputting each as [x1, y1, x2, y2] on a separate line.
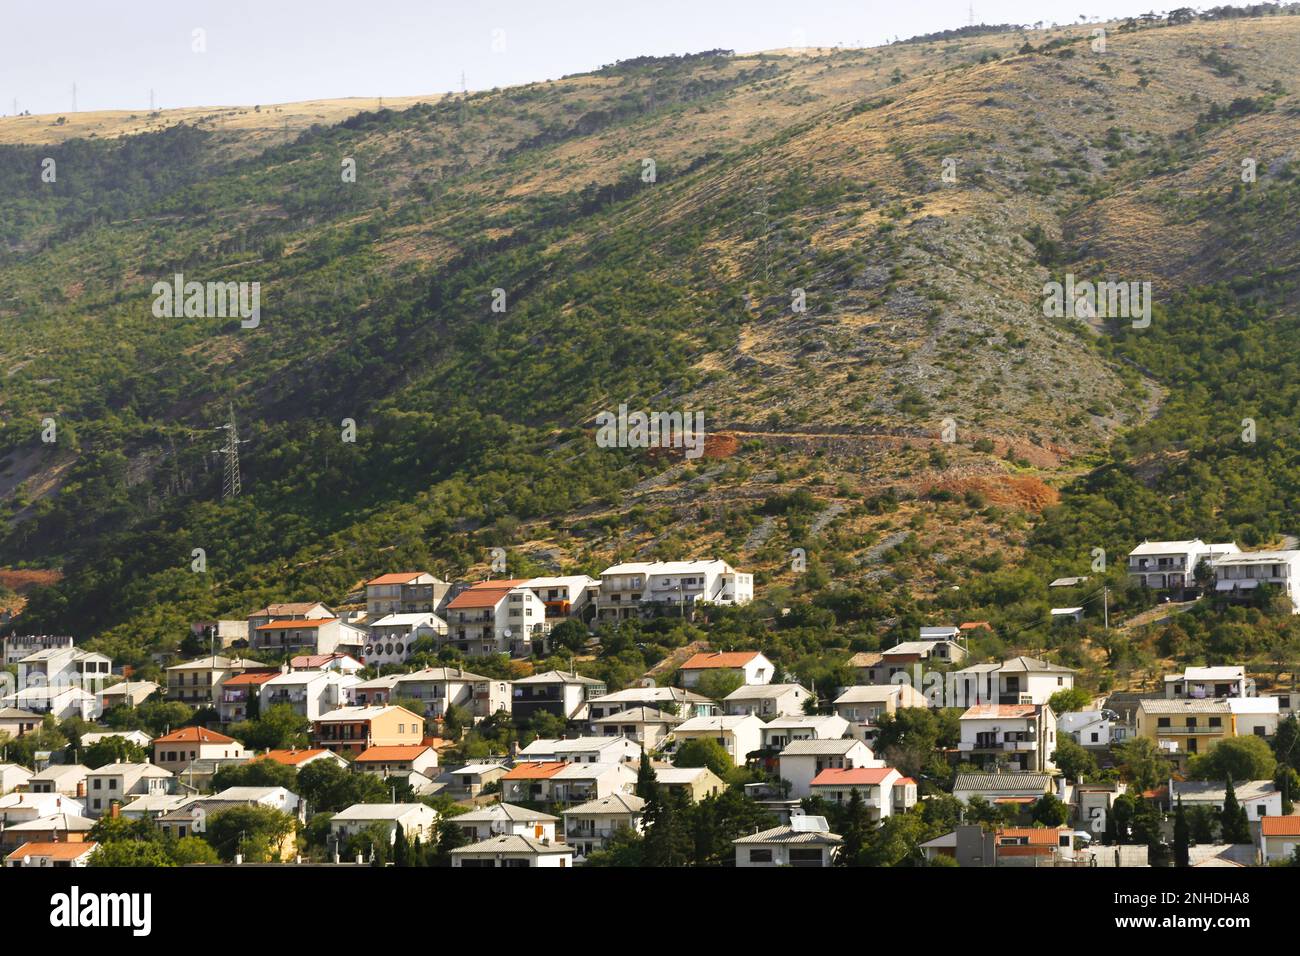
[961, 704, 1039, 719]
[260, 749, 332, 766]
[810, 767, 896, 787]
[680, 651, 761, 670]
[355, 745, 433, 762]
[960, 621, 992, 631]
[256, 618, 339, 630]
[447, 587, 513, 610]
[291, 653, 349, 668]
[1261, 816, 1300, 837]
[223, 671, 280, 686]
[895, 777, 917, 787]
[6, 841, 98, 862]
[366, 572, 429, 586]
[154, 726, 237, 745]
[997, 828, 1067, 845]
[501, 761, 567, 780]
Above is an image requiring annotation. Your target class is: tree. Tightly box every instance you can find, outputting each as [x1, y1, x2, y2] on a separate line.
[212, 758, 299, 793]
[429, 818, 468, 866]
[393, 823, 411, 867]
[171, 836, 221, 865]
[584, 824, 644, 866]
[860, 812, 931, 867]
[229, 704, 311, 751]
[548, 619, 589, 654]
[1273, 715, 1300, 772]
[673, 737, 734, 780]
[642, 785, 692, 867]
[1112, 737, 1167, 794]
[204, 805, 297, 863]
[88, 842, 176, 867]
[1051, 737, 1098, 781]
[1187, 804, 1218, 843]
[80, 735, 149, 769]
[1173, 798, 1190, 867]
[1188, 735, 1277, 782]
[1047, 687, 1091, 715]
[835, 788, 872, 866]
[1220, 777, 1251, 844]
[693, 670, 744, 702]
[297, 759, 403, 812]
[635, 750, 659, 801]
[689, 789, 774, 865]
[1031, 793, 1069, 827]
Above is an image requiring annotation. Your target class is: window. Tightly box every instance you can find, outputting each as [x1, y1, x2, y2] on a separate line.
[1157, 718, 1171, 728]
[1209, 717, 1222, 728]
[748, 848, 773, 863]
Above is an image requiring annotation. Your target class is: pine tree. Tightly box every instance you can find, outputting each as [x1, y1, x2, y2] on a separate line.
[642, 786, 692, 867]
[836, 788, 870, 866]
[1220, 777, 1251, 844]
[635, 750, 658, 802]
[1173, 798, 1190, 867]
[393, 823, 410, 867]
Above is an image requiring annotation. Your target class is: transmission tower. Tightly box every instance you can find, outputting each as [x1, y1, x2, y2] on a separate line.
[212, 403, 248, 500]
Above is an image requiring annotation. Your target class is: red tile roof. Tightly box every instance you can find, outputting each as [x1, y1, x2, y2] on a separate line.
[291, 653, 349, 669]
[446, 586, 513, 610]
[154, 726, 237, 745]
[1261, 816, 1300, 837]
[5, 841, 97, 862]
[997, 828, 1067, 846]
[222, 671, 279, 686]
[366, 572, 428, 586]
[355, 745, 433, 762]
[501, 761, 567, 780]
[810, 767, 896, 787]
[894, 777, 917, 787]
[260, 749, 333, 766]
[679, 651, 761, 670]
[256, 618, 339, 630]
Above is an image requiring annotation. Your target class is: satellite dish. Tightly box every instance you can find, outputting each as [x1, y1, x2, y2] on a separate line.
[503, 628, 513, 638]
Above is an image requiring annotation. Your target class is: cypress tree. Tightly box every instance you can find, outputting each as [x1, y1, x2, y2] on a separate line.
[1173, 798, 1190, 867]
[1220, 777, 1251, 844]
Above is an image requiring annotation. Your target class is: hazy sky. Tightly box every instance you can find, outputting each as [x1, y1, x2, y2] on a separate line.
[3, 0, 1175, 115]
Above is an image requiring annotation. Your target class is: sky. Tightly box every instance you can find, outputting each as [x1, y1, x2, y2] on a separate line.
[2, 0, 1194, 115]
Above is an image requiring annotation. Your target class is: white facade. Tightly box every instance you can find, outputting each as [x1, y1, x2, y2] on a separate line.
[1213, 550, 1300, 612]
[364, 613, 447, 667]
[669, 714, 765, 766]
[723, 683, 810, 718]
[1128, 539, 1239, 590]
[260, 670, 358, 720]
[678, 651, 774, 688]
[759, 715, 850, 751]
[778, 739, 881, 798]
[1164, 665, 1254, 699]
[1059, 711, 1127, 747]
[444, 582, 550, 657]
[596, 560, 753, 620]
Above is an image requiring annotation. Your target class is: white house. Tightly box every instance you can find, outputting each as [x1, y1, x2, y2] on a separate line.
[365, 612, 447, 667]
[1229, 697, 1280, 737]
[518, 736, 640, 766]
[1, 634, 73, 667]
[454, 803, 559, 843]
[27, 764, 89, 797]
[958, 704, 1058, 772]
[734, 811, 841, 867]
[1128, 539, 1239, 591]
[252, 617, 367, 657]
[1, 685, 100, 721]
[353, 745, 440, 778]
[523, 575, 600, 625]
[1171, 779, 1281, 823]
[392, 667, 511, 719]
[0, 764, 34, 795]
[949, 656, 1075, 706]
[442, 580, 551, 657]
[589, 706, 683, 748]
[1260, 816, 1300, 863]
[1059, 711, 1127, 748]
[1213, 550, 1300, 612]
[152, 727, 249, 775]
[951, 771, 1055, 805]
[96, 681, 159, 709]
[1164, 666, 1255, 699]
[778, 738, 880, 799]
[586, 686, 718, 721]
[363, 572, 450, 618]
[17, 647, 113, 690]
[669, 714, 765, 766]
[833, 684, 929, 739]
[596, 560, 753, 621]
[808, 766, 914, 821]
[260, 668, 359, 720]
[677, 651, 774, 689]
[329, 803, 439, 846]
[759, 714, 850, 751]
[724, 683, 811, 718]
[450, 834, 573, 867]
[5, 841, 99, 868]
[499, 761, 636, 805]
[83, 763, 173, 817]
[511, 671, 606, 722]
[563, 792, 646, 857]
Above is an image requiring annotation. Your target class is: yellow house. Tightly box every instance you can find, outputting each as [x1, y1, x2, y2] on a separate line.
[1135, 699, 1234, 757]
[313, 705, 424, 755]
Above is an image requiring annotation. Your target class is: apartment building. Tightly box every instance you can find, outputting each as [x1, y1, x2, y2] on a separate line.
[595, 560, 753, 621]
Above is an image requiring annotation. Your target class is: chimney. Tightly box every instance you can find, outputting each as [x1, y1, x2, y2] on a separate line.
[110, 801, 121, 819]
[76, 781, 86, 798]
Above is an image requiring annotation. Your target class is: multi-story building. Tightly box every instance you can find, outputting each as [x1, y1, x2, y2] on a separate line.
[677, 651, 774, 689]
[363, 572, 451, 618]
[949, 656, 1075, 706]
[1127, 539, 1239, 592]
[165, 655, 262, 707]
[443, 580, 550, 657]
[669, 714, 765, 767]
[259, 669, 358, 721]
[251, 618, 367, 657]
[390, 667, 510, 719]
[217, 671, 278, 723]
[83, 764, 172, 818]
[1164, 665, 1254, 699]
[246, 601, 335, 634]
[585, 686, 717, 721]
[510, 670, 606, 722]
[312, 705, 424, 755]
[1213, 550, 1300, 611]
[152, 727, 248, 775]
[595, 560, 753, 621]
[0, 635, 73, 667]
[16, 647, 113, 691]
[957, 703, 1058, 772]
[363, 612, 447, 667]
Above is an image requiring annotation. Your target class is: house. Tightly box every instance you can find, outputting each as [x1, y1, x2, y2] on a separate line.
[563, 793, 646, 856]
[758, 714, 850, 752]
[364, 572, 450, 618]
[165, 655, 261, 706]
[118, 794, 191, 821]
[846, 652, 883, 682]
[1136, 698, 1237, 756]
[454, 803, 559, 843]
[0, 813, 95, 851]
[246, 601, 335, 634]
[0, 792, 85, 827]
[252, 618, 367, 657]
[511, 670, 606, 721]
[723, 682, 811, 718]
[596, 560, 753, 621]
[212, 785, 301, 816]
[950, 656, 1076, 707]
[80, 729, 154, 750]
[1171, 779, 1282, 823]
[152, 727, 249, 774]
[1, 685, 100, 720]
[1059, 710, 1128, 748]
[957, 703, 1058, 772]
[258, 748, 348, 770]
[585, 685, 718, 721]
[517, 736, 640, 765]
[392, 666, 511, 719]
[329, 803, 439, 846]
[83, 763, 172, 817]
[0, 707, 42, 740]
[290, 653, 363, 675]
[589, 706, 683, 748]
[1229, 697, 1280, 737]
[450, 834, 573, 867]
[669, 714, 765, 766]
[1127, 539, 1239, 591]
[1259, 816, 1300, 863]
[1, 634, 73, 667]
[217, 671, 279, 723]
[97, 680, 159, 709]
[733, 810, 841, 867]
[677, 651, 774, 689]
[919, 626, 962, 641]
[991, 827, 1076, 866]
[17, 647, 113, 690]
[523, 575, 600, 626]
[28, 764, 89, 797]
[778, 738, 880, 799]
[364, 613, 448, 667]
[1164, 665, 1254, 700]
[951, 772, 1055, 806]
[499, 761, 636, 805]
[1213, 549, 1300, 611]
[353, 745, 439, 778]
[651, 765, 727, 802]
[435, 762, 510, 799]
[443, 580, 550, 657]
[351, 674, 403, 707]
[190, 619, 250, 649]
[833, 684, 928, 738]
[0, 764, 33, 795]
[260, 668, 359, 721]
[313, 705, 424, 755]
[865, 641, 967, 684]
[808, 766, 907, 820]
[5, 841, 99, 867]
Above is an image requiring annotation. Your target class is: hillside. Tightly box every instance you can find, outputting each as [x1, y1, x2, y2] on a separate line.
[2, 12, 1300, 694]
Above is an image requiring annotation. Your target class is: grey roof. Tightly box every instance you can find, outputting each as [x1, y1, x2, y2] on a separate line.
[455, 802, 559, 824]
[952, 772, 1053, 793]
[724, 683, 807, 700]
[450, 834, 571, 855]
[330, 803, 434, 822]
[590, 706, 682, 725]
[158, 800, 246, 822]
[564, 793, 646, 816]
[513, 670, 604, 686]
[1172, 780, 1277, 802]
[7, 813, 96, 831]
[733, 824, 842, 845]
[779, 739, 861, 756]
[1138, 698, 1232, 715]
[997, 656, 1075, 674]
